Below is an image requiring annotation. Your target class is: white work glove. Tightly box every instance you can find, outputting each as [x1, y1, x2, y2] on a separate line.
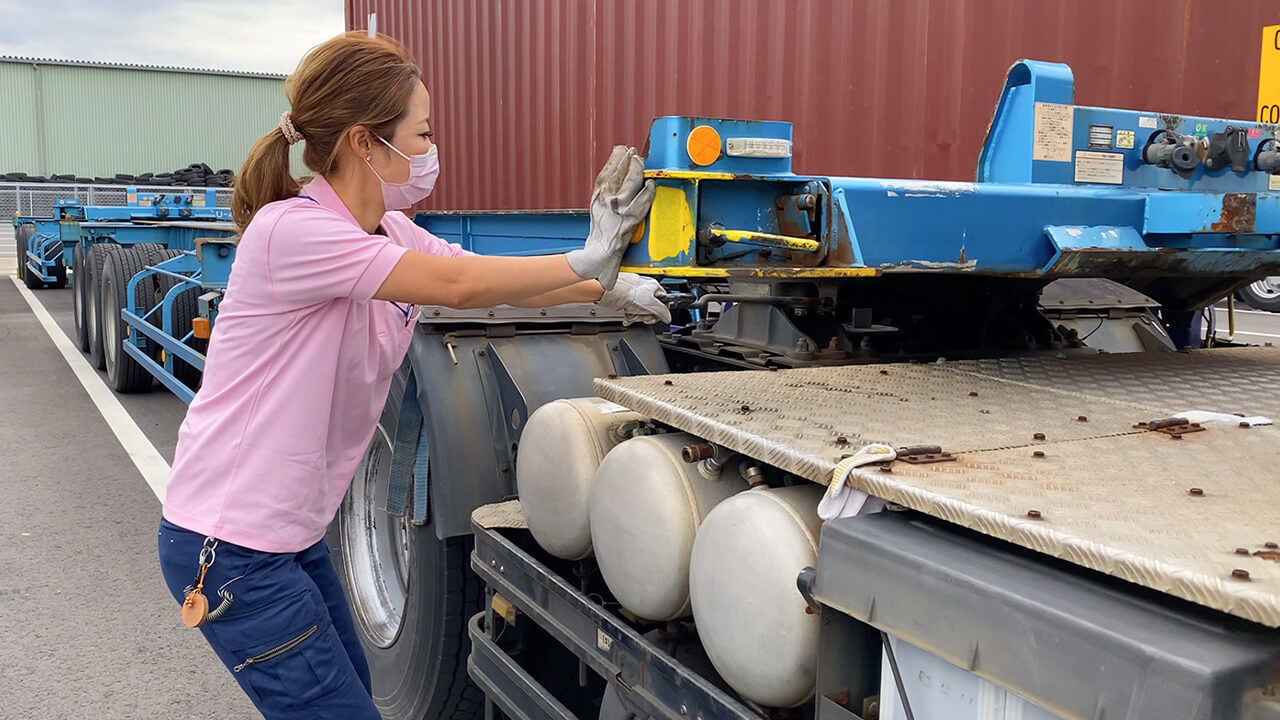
[818, 444, 895, 521]
[566, 146, 657, 290]
[597, 273, 671, 326]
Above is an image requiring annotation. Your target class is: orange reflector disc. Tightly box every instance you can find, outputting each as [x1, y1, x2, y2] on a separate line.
[686, 125, 722, 167]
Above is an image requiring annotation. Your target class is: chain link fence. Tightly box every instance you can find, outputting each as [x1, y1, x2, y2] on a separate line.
[1, 182, 233, 220]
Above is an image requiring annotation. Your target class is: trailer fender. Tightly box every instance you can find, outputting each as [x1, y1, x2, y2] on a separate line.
[404, 312, 669, 540]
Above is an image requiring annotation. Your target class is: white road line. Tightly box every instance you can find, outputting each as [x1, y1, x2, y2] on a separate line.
[1214, 307, 1279, 318]
[9, 276, 169, 501]
[1214, 329, 1280, 340]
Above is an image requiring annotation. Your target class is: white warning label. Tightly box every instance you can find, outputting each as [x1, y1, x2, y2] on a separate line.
[1074, 151, 1125, 185]
[1033, 102, 1074, 162]
[1271, 174, 1280, 191]
[1138, 116, 1159, 129]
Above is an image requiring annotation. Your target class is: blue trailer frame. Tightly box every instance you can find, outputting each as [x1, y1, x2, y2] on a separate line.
[608, 61, 1280, 310]
[115, 236, 236, 403]
[413, 63, 1280, 315]
[38, 60, 1280, 408]
[13, 188, 229, 286]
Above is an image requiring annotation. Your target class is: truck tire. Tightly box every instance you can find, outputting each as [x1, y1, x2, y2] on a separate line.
[142, 248, 203, 389]
[326, 365, 484, 720]
[1237, 277, 1280, 313]
[87, 243, 120, 370]
[72, 243, 90, 351]
[49, 253, 67, 290]
[170, 286, 203, 390]
[102, 248, 155, 393]
[15, 223, 34, 284]
[19, 223, 44, 289]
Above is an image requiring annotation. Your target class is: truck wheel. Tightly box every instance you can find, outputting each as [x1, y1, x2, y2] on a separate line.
[72, 243, 90, 351]
[88, 243, 120, 370]
[170, 286, 204, 390]
[15, 223, 33, 284]
[21, 223, 43, 289]
[326, 366, 484, 720]
[49, 255, 67, 289]
[102, 248, 154, 393]
[144, 247, 203, 390]
[1237, 277, 1280, 313]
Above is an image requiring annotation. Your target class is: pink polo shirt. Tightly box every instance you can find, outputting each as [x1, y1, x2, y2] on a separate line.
[162, 175, 468, 553]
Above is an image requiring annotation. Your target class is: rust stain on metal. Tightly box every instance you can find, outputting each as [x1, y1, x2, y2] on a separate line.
[1210, 193, 1257, 234]
[1255, 551, 1280, 562]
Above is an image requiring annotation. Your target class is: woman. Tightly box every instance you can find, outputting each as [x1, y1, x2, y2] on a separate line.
[156, 32, 664, 719]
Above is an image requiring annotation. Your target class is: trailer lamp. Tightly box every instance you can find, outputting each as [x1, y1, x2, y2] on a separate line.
[726, 137, 792, 158]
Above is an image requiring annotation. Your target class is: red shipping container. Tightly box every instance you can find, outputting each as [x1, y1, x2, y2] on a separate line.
[344, 0, 1277, 212]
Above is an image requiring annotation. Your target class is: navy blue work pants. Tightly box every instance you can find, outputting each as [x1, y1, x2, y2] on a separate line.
[157, 518, 380, 719]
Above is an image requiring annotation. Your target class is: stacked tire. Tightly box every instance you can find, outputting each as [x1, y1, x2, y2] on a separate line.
[3, 165, 233, 187]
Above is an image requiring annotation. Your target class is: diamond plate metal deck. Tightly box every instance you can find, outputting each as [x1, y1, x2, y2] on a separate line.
[594, 347, 1280, 626]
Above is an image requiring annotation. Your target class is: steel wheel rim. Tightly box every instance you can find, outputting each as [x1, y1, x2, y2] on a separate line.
[88, 273, 100, 346]
[1248, 277, 1280, 300]
[103, 277, 118, 371]
[342, 425, 412, 648]
[72, 258, 83, 331]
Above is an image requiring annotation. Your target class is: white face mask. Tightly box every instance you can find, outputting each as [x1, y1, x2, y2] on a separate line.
[366, 138, 439, 210]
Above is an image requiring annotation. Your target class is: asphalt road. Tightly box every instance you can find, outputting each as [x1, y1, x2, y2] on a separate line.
[1209, 301, 1280, 345]
[0, 276, 255, 719]
[2, 244, 1279, 719]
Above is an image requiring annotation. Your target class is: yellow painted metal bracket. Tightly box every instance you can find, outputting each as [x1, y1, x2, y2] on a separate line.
[709, 227, 821, 252]
[643, 169, 735, 181]
[619, 265, 878, 279]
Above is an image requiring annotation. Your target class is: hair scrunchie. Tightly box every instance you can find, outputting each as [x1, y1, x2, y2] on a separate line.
[279, 111, 304, 145]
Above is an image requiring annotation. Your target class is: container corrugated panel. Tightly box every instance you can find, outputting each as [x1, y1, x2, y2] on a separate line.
[347, 0, 1278, 212]
[0, 60, 288, 178]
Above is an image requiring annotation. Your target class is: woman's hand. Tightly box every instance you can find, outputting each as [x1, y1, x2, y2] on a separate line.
[596, 273, 670, 326]
[566, 146, 657, 290]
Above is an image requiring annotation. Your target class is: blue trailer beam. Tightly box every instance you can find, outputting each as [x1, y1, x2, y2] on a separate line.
[565, 59, 1280, 309]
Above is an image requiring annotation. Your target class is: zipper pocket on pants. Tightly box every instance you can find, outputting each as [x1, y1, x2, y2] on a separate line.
[233, 625, 318, 672]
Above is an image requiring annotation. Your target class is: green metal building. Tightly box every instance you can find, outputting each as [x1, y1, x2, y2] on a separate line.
[0, 56, 287, 179]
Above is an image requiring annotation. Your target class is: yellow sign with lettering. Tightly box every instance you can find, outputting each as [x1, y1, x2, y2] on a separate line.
[1260, 25, 1280, 124]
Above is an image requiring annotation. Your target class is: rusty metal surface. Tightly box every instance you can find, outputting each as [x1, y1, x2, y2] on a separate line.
[849, 430, 1280, 627]
[1212, 193, 1258, 233]
[595, 361, 1155, 481]
[595, 347, 1280, 625]
[346, 0, 1276, 212]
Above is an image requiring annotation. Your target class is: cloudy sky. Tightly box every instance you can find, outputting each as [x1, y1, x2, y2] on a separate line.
[0, 0, 346, 74]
